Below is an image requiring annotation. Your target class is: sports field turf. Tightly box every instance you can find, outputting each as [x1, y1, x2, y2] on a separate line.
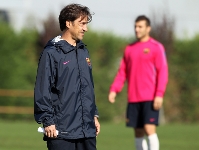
[0, 120, 198, 150]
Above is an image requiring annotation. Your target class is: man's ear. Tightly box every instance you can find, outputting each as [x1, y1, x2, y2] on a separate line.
[66, 21, 71, 29]
[147, 26, 151, 33]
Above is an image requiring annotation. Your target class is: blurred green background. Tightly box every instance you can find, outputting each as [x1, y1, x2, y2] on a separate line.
[0, 2, 199, 150]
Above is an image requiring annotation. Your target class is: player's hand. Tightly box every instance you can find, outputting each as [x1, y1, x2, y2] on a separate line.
[94, 117, 100, 136]
[108, 92, 117, 103]
[45, 125, 57, 138]
[153, 96, 163, 110]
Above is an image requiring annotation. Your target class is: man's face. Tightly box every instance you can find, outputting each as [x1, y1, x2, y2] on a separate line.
[69, 16, 88, 41]
[134, 20, 150, 40]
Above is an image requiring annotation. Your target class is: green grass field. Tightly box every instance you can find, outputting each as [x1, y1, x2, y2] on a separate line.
[0, 120, 199, 150]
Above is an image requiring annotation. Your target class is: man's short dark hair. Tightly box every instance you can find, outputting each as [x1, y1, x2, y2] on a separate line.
[135, 15, 151, 26]
[59, 3, 92, 31]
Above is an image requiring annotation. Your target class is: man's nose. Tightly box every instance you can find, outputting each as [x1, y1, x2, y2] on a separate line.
[83, 24, 88, 32]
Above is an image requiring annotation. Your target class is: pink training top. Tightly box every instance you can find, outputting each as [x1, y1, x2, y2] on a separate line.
[110, 38, 168, 103]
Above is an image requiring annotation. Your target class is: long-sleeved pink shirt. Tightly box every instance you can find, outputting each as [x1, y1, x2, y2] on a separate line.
[110, 38, 168, 103]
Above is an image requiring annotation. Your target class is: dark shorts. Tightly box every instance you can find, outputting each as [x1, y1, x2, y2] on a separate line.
[47, 137, 96, 150]
[126, 101, 159, 128]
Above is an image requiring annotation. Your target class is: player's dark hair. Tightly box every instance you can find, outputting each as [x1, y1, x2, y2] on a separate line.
[135, 15, 151, 26]
[59, 3, 92, 31]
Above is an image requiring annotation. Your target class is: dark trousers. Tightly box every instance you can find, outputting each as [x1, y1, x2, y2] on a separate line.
[47, 137, 96, 150]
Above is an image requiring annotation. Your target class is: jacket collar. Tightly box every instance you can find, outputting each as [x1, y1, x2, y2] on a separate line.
[46, 35, 86, 54]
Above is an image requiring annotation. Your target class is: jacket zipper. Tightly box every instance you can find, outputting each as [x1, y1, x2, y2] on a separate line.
[75, 46, 85, 135]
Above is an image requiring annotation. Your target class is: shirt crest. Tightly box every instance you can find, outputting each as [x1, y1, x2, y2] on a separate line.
[86, 57, 91, 66]
[143, 48, 150, 54]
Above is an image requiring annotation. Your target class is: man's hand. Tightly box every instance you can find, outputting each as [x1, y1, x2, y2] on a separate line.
[94, 117, 100, 136]
[108, 92, 117, 103]
[153, 96, 163, 110]
[44, 125, 57, 138]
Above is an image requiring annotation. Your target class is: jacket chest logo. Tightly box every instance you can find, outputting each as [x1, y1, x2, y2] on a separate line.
[63, 60, 70, 65]
[143, 48, 150, 54]
[86, 58, 91, 66]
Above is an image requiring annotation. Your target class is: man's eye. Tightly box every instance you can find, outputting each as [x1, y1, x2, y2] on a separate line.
[79, 22, 88, 26]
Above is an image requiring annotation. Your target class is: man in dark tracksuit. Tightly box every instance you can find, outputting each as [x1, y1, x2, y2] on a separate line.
[34, 4, 100, 150]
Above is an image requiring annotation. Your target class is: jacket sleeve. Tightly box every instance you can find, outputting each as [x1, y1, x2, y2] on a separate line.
[94, 106, 99, 118]
[154, 44, 168, 97]
[34, 49, 56, 127]
[109, 56, 127, 93]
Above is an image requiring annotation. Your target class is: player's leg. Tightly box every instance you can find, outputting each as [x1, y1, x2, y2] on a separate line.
[47, 138, 96, 150]
[134, 128, 148, 150]
[144, 124, 159, 150]
[46, 139, 75, 150]
[144, 124, 156, 135]
[126, 103, 148, 150]
[143, 101, 160, 150]
[76, 137, 96, 150]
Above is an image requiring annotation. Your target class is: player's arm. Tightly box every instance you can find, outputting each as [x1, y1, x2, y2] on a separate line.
[153, 96, 163, 110]
[34, 50, 57, 138]
[94, 116, 100, 136]
[44, 125, 57, 138]
[108, 91, 117, 103]
[109, 55, 127, 103]
[154, 44, 168, 110]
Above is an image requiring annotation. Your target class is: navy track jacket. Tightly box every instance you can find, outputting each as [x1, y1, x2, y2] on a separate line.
[34, 36, 98, 140]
